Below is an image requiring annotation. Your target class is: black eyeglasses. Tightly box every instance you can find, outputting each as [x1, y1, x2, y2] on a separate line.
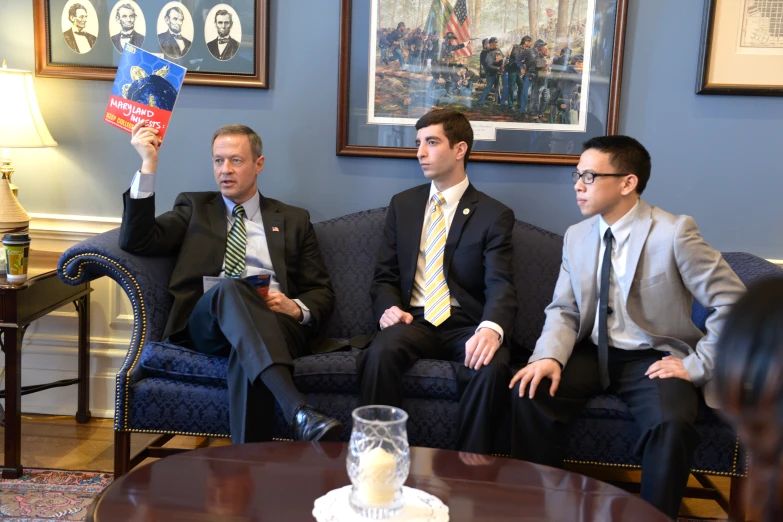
[572, 171, 630, 185]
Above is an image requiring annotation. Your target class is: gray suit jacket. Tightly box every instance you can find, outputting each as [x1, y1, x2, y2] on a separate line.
[529, 199, 745, 407]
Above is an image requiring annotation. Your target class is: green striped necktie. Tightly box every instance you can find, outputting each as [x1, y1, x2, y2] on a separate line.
[225, 205, 247, 278]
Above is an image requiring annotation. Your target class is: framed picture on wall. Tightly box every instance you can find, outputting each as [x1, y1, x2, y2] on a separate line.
[337, 0, 629, 165]
[32, 0, 269, 88]
[697, 0, 783, 96]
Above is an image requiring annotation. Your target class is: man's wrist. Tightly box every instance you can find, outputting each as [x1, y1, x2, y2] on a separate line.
[478, 327, 501, 342]
[140, 161, 157, 174]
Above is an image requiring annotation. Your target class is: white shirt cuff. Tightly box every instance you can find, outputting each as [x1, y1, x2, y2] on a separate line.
[476, 321, 504, 344]
[130, 170, 156, 199]
[293, 299, 312, 325]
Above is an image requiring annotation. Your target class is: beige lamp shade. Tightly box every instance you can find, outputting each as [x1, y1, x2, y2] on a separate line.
[0, 177, 29, 234]
[0, 65, 57, 148]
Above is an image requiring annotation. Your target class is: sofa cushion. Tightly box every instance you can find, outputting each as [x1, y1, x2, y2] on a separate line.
[129, 377, 231, 435]
[138, 343, 460, 401]
[139, 342, 229, 387]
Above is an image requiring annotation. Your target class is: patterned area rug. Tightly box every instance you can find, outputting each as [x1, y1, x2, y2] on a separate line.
[0, 469, 112, 521]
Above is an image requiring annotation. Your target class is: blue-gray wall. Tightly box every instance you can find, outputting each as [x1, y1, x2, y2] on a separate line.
[4, 1, 782, 257]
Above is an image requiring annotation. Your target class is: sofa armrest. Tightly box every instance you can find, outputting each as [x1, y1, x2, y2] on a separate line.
[691, 252, 783, 330]
[58, 227, 176, 430]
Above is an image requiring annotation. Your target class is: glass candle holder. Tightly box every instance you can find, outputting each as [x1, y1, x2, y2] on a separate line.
[346, 405, 410, 519]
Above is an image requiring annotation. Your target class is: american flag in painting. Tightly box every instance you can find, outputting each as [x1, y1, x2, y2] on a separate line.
[447, 0, 472, 57]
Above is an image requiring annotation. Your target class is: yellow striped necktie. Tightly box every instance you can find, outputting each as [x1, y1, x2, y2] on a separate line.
[225, 205, 247, 278]
[424, 193, 451, 326]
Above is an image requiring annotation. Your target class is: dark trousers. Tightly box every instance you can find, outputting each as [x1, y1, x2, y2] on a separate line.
[510, 342, 700, 519]
[357, 307, 511, 454]
[183, 279, 311, 444]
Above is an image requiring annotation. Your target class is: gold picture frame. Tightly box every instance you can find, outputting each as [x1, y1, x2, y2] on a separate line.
[697, 0, 783, 96]
[33, 0, 269, 88]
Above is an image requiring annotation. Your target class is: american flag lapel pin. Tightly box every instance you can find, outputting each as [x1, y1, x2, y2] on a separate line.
[272, 226, 280, 232]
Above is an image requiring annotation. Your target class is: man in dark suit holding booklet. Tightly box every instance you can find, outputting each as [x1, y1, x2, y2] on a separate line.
[119, 121, 342, 444]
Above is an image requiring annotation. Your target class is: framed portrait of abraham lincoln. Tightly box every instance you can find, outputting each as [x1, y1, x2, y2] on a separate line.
[33, 0, 269, 88]
[338, 0, 628, 165]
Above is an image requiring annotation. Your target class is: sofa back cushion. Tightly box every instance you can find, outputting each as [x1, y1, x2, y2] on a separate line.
[313, 208, 783, 354]
[314, 208, 388, 339]
[510, 221, 564, 353]
[313, 208, 566, 346]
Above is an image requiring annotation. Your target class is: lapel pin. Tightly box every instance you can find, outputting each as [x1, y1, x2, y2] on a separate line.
[272, 226, 280, 232]
[463, 208, 470, 215]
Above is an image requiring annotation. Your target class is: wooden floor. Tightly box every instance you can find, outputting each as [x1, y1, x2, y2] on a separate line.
[0, 414, 230, 472]
[0, 414, 728, 519]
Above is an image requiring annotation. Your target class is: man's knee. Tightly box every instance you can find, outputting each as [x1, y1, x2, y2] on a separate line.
[637, 416, 701, 458]
[468, 356, 512, 389]
[361, 336, 408, 369]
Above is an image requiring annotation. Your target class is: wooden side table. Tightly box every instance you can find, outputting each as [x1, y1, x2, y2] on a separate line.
[0, 250, 92, 479]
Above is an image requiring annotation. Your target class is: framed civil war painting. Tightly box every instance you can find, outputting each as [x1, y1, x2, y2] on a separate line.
[337, 0, 629, 165]
[33, 0, 269, 88]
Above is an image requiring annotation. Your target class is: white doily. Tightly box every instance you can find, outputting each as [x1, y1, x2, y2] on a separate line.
[313, 485, 449, 522]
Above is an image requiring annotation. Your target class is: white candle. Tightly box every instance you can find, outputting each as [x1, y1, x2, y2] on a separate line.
[358, 447, 397, 506]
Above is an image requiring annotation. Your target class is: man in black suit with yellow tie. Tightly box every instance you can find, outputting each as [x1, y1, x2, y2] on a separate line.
[119, 120, 342, 444]
[357, 109, 517, 454]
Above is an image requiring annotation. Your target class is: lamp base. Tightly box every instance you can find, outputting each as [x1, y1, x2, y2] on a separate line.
[0, 178, 29, 236]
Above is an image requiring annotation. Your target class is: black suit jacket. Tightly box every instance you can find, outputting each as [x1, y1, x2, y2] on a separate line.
[63, 28, 96, 53]
[111, 30, 144, 53]
[158, 31, 192, 58]
[371, 183, 517, 337]
[119, 190, 334, 342]
[207, 36, 240, 61]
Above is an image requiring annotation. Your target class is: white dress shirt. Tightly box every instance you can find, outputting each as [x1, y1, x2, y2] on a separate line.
[408, 176, 504, 342]
[129, 171, 311, 324]
[590, 200, 653, 350]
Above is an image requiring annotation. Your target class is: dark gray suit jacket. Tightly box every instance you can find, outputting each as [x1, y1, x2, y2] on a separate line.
[119, 190, 334, 342]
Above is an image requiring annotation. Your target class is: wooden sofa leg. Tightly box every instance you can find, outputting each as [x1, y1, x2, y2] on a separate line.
[729, 476, 747, 522]
[114, 431, 131, 478]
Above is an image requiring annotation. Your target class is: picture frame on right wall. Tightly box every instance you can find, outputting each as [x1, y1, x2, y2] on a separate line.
[697, 0, 783, 96]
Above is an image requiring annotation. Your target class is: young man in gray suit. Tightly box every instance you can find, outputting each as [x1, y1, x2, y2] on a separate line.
[509, 135, 745, 519]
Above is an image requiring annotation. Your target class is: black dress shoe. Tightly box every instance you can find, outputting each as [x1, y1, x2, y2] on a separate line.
[292, 405, 343, 442]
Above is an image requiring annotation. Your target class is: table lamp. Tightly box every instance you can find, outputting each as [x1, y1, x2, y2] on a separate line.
[0, 59, 57, 235]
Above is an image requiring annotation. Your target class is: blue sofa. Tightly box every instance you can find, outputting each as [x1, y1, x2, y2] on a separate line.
[59, 207, 782, 516]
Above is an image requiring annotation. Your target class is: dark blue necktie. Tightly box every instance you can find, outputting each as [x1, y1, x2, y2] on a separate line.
[598, 228, 613, 389]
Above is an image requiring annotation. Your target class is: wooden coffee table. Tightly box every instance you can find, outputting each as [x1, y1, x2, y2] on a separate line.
[88, 442, 670, 521]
